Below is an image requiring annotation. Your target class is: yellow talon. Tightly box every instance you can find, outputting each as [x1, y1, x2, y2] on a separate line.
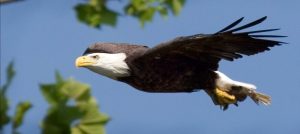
[214, 88, 237, 105]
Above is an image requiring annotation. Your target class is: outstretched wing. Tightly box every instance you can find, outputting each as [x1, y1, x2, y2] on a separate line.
[135, 16, 286, 70]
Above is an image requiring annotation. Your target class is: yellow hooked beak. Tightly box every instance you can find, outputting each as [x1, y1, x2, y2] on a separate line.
[75, 56, 96, 67]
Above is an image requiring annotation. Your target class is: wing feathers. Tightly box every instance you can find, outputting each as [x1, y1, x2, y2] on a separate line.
[207, 16, 285, 60]
[250, 35, 287, 38]
[216, 17, 244, 33]
[225, 16, 267, 33]
[238, 28, 280, 34]
[137, 16, 285, 70]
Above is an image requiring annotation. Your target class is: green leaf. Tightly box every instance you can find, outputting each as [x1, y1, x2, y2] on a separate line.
[40, 72, 109, 134]
[79, 102, 109, 124]
[124, 1, 158, 27]
[0, 61, 31, 132]
[12, 101, 32, 129]
[172, 0, 184, 15]
[72, 123, 106, 134]
[75, 4, 101, 28]
[157, 6, 168, 18]
[139, 7, 156, 27]
[71, 107, 109, 134]
[0, 61, 16, 129]
[74, 0, 119, 28]
[100, 8, 118, 27]
[1, 61, 16, 93]
[41, 106, 83, 134]
[75, 0, 185, 28]
[6, 61, 16, 87]
[55, 71, 64, 83]
[165, 0, 185, 15]
[61, 79, 90, 101]
[90, 0, 104, 7]
[40, 84, 68, 106]
[0, 92, 10, 129]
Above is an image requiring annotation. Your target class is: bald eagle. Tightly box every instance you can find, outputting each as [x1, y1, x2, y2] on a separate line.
[75, 16, 285, 110]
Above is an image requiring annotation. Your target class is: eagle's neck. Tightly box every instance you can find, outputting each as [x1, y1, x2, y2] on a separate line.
[86, 53, 130, 80]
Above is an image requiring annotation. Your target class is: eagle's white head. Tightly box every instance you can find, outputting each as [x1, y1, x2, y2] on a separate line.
[75, 52, 130, 80]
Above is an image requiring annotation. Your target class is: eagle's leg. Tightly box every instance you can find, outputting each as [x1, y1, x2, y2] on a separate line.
[214, 88, 237, 110]
[209, 71, 271, 110]
[205, 88, 237, 110]
[214, 88, 236, 104]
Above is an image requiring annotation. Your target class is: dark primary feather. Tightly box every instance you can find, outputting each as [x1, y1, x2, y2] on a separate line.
[224, 16, 267, 33]
[216, 17, 244, 33]
[237, 28, 280, 34]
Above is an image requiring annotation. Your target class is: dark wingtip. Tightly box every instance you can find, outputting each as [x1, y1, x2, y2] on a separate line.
[238, 28, 280, 35]
[261, 16, 268, 21]
[251, 35, 287, 38]
[278, 41, 289, 44]
[216, 16, 269, 34]
[227, 16, 268, 33]
[216, 17, 244, 34]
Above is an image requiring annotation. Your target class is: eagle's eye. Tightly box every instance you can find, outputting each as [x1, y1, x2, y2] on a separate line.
[91, 55, 100, 60]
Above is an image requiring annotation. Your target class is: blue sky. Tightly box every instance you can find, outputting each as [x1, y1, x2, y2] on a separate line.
[1, 0, 300, 134]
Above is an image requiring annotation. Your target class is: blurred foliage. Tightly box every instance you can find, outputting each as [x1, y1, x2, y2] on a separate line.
[125, 0, 185, 26]
[12, 102, 32, 130]
[1, 61, 15, 94]
[75, 0, 118, 28]
[0, 62, 15, 129]
[75, 0, 185, 28]
[0, 61, 32, 134]
[40, 72, 109, 134]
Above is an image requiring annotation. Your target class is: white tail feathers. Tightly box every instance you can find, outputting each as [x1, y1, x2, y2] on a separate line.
[238, 83, 272, 105]
[249, 91, 271, 105]
[214, 71, 272, 106]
